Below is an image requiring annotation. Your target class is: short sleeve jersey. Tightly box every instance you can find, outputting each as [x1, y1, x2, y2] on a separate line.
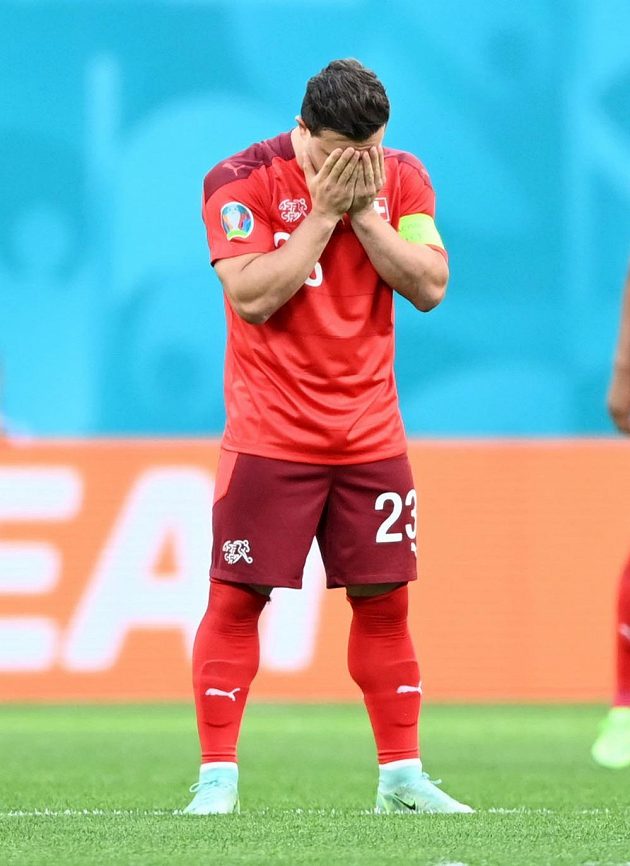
[202, 132, 446, 465]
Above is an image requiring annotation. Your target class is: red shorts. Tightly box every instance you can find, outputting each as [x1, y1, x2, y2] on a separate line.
[210, 450, 418, 589]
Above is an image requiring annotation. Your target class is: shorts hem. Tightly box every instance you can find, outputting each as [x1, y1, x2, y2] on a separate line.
[326, 571, 417, 589]
[210, 567, 302, 589]
[210, 567, 416, 590]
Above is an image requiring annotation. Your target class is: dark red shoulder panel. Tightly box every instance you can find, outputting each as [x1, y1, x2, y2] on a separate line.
[203, 132, 294, 203]
[384, 147, 432, 186]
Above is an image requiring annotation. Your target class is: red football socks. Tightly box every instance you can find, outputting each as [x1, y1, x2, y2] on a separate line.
[194, 581, 421, 764]
[192, 579, 268, 763]
[347, 585, 421, 763]
[615, 555, 630, 707]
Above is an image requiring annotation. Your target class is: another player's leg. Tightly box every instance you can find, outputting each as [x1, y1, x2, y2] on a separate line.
[592, 555, 630, 769]
[347, 584, 473, 813]
[184, 579, 268, 814]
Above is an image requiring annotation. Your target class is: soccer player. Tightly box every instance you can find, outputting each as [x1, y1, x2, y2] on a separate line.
[185, 59, 473, 815]
[592, 259, 630, 769]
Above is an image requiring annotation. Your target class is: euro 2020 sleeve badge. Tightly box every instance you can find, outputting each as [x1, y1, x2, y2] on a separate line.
[221, 202, 254, 241]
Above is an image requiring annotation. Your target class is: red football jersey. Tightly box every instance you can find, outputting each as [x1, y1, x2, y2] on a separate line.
[202, 132, 445, 465]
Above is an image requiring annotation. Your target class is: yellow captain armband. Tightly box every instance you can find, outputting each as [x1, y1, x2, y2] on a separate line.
[398, 213, 444, 248]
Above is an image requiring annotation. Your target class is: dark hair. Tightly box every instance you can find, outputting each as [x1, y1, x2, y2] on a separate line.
[300, 59, 390, 141]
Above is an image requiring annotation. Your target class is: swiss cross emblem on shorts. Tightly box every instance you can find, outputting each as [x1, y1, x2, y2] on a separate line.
[373, 197, 390, 221]
[223, 539, 253, 565]
[279, 198, 308, 223]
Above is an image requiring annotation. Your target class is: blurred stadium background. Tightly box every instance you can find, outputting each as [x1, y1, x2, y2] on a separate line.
[1, 0, 630, 706]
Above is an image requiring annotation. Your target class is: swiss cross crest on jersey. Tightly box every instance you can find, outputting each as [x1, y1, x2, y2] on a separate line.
[279, 198, 308, 223]
[373, 197, 390, 221]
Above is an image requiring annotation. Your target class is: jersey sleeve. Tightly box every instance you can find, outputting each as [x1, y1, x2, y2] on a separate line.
[397, 157, 447, 260]
[202, 172, 275, 265]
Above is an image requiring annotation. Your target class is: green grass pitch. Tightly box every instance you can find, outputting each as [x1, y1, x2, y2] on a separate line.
[0, 703, 628, 865]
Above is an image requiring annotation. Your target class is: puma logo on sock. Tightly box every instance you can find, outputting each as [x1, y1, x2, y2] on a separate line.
[205, 687, 241, 701]
[396, 683, 423, 695]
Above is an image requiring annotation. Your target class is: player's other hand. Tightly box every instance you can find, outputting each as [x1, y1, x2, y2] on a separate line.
[607, 364, 630, 435]
[348, 146, 386, 218]
[303, 148, 361, 221]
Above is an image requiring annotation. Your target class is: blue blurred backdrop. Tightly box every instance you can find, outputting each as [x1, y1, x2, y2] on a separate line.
[1, 0, 629, 437]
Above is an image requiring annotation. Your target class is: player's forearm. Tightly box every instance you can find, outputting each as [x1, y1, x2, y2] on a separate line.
[613, 266, 630, 370]
[228, 213, 337, 324]
[350, 210, 448, 311]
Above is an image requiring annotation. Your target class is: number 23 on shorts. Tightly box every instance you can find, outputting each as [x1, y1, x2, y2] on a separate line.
[375, 489, 417, 554]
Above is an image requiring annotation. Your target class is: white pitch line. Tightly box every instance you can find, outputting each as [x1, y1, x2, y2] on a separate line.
[2, 809, 361, 818]
[487, 807, 615, 816]
[1, 809, 181, 818]
[1, 806, 626, 819]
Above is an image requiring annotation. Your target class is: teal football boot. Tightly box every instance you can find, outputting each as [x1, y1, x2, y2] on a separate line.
[376, 763, 473, 814]
[183, 764, 240, 815]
